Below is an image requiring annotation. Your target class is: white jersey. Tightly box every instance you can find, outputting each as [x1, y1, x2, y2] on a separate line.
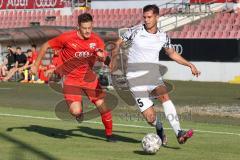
[121, 24, 172, 112]
[121, 24, 172, 63]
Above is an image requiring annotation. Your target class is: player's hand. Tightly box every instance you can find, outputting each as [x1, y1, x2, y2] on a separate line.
[109, 60, 118, 73]
[95, 48, 106, 58]
[96, 51, 105, 58]
[44, 69, 54, 78]
[30, 65, 38, 75]
[18, 68, 23, 73]
[190, 64, 201, 77]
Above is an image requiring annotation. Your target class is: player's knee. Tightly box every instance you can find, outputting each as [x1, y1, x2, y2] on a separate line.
[94, 99, 104, 107]
[69, 102, 82, 117]
[159, 94, 170, 103]
[70, 107, 82, 117]
[146, 114, 156, 125]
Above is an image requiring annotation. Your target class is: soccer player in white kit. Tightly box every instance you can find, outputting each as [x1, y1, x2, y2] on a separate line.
[110, 4, 201, 145]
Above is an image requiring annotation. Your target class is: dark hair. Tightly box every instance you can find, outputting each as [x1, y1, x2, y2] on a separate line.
[27, 49, 32, 53]
[31, 44, 37, 49]
[7, 45, 12, 48]
[16, 47, 21, 50]
[78, 13, 93, 25]
[143, 4, 159, 15]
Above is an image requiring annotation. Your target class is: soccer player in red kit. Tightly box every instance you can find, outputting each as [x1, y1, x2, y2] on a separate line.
[31, 13, 115, 142]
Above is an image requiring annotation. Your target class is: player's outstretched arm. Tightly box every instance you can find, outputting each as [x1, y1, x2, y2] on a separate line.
[109, 38, 123, 72]
[95, 49, 108, 63]
[164, 47, 201, 77]
[31, 42, 50, 75]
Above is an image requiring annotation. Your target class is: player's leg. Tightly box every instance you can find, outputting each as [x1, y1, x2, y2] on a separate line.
[152, 85, 193, 144]
[1, 66, 7, 77]
[94, 98, 115, 142]
[63, 80, 84, 121]
[126, 68, 167, 145]
[0, 65, 3, 77]
[85, 80, 115, 142]
[21, 69, 29, 83]
[3, 67, 18, 81]
[68, 101, 83, 121]
[135, 97, 167, 145]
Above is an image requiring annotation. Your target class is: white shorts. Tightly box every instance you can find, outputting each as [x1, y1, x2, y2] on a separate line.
[126, 63, 166, 112]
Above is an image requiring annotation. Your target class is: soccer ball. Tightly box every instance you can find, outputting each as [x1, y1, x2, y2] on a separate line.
[142, 133, 162, 154]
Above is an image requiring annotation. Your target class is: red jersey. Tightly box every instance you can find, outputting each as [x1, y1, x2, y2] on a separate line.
[52, 55, 61, 67]
[48, 30, 104, 80]
[47, 54, 62, 71]
[32, 52, 38, 61]
[28, 51, 38, 64]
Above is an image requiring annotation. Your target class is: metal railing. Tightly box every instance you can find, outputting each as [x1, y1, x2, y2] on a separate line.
[158, 0, 231, 31]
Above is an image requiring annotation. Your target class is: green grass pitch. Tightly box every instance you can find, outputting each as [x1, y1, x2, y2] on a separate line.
[0, 82, 239, 160]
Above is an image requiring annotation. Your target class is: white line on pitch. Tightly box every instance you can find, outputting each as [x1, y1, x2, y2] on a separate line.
[0, 88, 12, 90]
[0, 113, 239, 136]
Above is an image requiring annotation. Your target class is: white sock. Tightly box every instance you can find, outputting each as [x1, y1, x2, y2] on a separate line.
[162, 100, 181, 136]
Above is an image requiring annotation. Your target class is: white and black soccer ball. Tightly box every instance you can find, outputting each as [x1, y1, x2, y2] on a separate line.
[142, 133, 162, 154]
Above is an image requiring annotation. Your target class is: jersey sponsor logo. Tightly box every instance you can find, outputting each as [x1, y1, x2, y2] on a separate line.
[89, 43, 96, 49]
[71, 43, 78, 48]
[172, 44, 183, 55]
[74, 51, 93, 58]
[35, 0, 57, 7]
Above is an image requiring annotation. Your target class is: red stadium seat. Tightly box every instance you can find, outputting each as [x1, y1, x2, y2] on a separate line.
[217, 24, 226, 31]
[199, 20, 206, 26]
[215, 12, 223, 19]
[212, 19, 221, 26]
[189, 25, 197, 32]
[205, 19, 213, 26]
[167, 31, 174, 37]
[171, 31, 180, 38]
[220, 18, 228, 24]
[221, 31, 230, 39]
[195, 26, 203, 33]
[200, 32, 208, 38]
[202, 25, 211, 32]
[232, 25, 239, 31]
[229, 13, 237, 19]
[185, 31, 194, 38]
[98, 9, 104, 15]
[137, 8, 142, 14]
[223, 12, 231, 19]
[193, 31, 201, 38]
[114, 8, 120, 15]
[225, 24, 233, 31]
[37, 10, 42, 18]
[206, 31, 215, 39]
[236, 32, 240, 38]
[55, 10, 61, 16]
[213, 31, 223, 38]
[102, 9, 109, 15]
[179, 31, 187, 38]
[234, 18, 240, 25]
[182, 25, 191, 32]
[229, 31, 237, 38]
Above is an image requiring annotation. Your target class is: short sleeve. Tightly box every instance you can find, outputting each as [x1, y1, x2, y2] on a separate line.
[121, 25, 142, 43]
[163, 34, 173, 49]
[48, 34, 66, 50]
[121, 28, 134, 42]
[95, 34, 105, 50]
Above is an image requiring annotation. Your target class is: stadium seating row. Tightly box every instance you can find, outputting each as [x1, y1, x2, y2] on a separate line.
[168, 12, 240, 39]
[0, 7, 179, 29]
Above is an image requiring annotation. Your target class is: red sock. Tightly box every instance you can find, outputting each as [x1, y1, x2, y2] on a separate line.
[101, 111, 112, 136]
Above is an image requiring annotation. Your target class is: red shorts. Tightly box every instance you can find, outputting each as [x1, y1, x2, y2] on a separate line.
[63, 76, 105, 105]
